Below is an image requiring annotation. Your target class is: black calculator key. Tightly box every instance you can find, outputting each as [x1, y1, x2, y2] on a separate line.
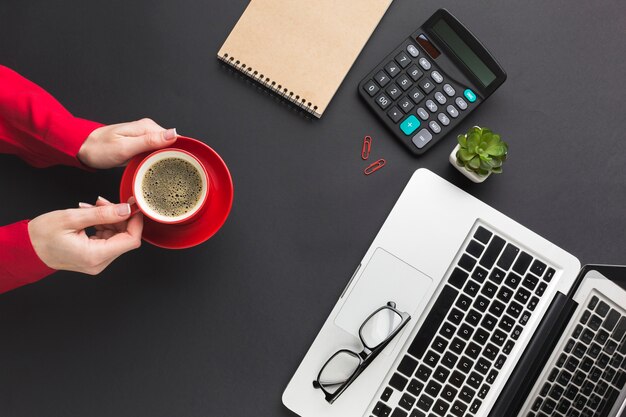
[428, 121, 441, 134]
[375, 70, 390, 87]
[408, 88, 425, 104]
[386, 84, 402, 99]
[387, 107, 403, 123]
[416, 107, 429, 120]
[437, 113, 450, 126]
[446, 105, 459, 118]
[418, 78, 435, 94]
[398, 97, 414, 113]
[363, 80, 380, 97]
[434, 92, 447, 105]
[376, 94, 392, 110]
[455, 97, 468, 109]
[412, 129, 433, 149]
[443, 84, 455, 96]
[395, 52, 412, 68]
[406, 44, 420, 57]
[385, 61, 400, 77]
[407, 65, 423, 81]
[418, 57, 431, 70]
[431, 71, 443, 84]
[397, 74, 412, 91]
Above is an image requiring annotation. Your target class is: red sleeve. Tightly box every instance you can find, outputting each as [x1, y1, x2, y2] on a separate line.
[0, 221, 55, 294]
[0, 65, 103, 168]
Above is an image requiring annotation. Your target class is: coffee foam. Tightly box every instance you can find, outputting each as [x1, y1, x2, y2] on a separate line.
[141, 157, 203, 217]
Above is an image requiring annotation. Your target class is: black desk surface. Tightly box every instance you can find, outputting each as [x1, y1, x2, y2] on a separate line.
[1, 1, 625, 416]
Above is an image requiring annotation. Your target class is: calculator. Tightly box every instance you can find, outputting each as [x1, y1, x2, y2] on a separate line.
[358, 9, 507, 155]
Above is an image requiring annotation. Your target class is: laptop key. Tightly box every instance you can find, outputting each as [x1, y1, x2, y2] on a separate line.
[390, 373, 409, 391]
[416, 394, 434, 412]
[602, 309, 620, 331]
[466, 240, 484, 258]
[398, 356, 419, 377]
[406, 379, 424, 397]
[596, 301, 610, 317]
[448, 268, 468, 289]
[399, 393, 416, 410]
[611, 317, 626, 340]
[373, 401, 392, 417]
[512, 252, 533, 275]
[407, 285, 458, 359]
[390, 408, 408, 417]
[473, 226, 492, 244]
[497, 243, 519, 270]
[479, 235, 506, 269]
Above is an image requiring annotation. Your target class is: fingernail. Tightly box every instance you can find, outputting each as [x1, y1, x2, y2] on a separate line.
[116, 203, 131, 216]
[127, 196, 136, 205]
[78, 202, 93, 208]
[164, 128, 177, 141]
[97, 196, 112, 203]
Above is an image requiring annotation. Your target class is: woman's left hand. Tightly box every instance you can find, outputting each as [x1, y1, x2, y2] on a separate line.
[77, 118, 177, 169]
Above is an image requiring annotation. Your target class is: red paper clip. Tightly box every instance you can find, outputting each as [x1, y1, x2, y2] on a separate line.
[361, 136, 372, 160]
[364, 159, 386, 175]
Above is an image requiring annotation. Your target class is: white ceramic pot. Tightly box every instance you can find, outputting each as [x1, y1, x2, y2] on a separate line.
[449, 144, 490, 183]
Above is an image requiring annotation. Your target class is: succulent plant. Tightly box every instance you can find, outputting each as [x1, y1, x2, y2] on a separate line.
[456, 126, 508, 176]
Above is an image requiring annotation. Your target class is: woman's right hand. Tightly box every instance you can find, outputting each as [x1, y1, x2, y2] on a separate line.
[28, 197, 143, 275]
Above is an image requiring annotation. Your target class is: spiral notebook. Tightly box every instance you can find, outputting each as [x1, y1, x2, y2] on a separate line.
[217, 0, 393, 118]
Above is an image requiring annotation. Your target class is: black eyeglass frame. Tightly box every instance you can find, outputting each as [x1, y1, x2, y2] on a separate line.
[312, 301, 411, 404]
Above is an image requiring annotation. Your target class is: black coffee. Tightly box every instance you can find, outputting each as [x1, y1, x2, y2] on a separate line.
[141, 157, 203, 217]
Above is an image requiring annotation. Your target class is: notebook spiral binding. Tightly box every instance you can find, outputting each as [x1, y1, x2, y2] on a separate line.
[218, 53, 321, 118]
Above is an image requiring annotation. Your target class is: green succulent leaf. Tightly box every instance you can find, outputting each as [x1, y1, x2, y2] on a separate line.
[458, 149, 474, 161]
[457, 134, 467, 147]
[468, 156, 480, 170]
[467, 133, 480, 153]
[486, 144, 507, 156]
[492, 166, 503, 174]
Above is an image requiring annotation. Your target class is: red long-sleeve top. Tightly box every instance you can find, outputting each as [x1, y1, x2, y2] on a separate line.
[0, 65, 102, 293]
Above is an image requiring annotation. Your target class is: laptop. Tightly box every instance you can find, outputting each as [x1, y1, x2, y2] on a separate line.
[282, 169, 626, 417]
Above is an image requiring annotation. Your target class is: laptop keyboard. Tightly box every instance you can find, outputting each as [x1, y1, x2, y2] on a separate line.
[371, 225, 556, 417]
[524, 295, 626, 417]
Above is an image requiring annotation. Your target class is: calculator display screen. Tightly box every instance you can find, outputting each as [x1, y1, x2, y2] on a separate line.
[432, 19, 496, 87]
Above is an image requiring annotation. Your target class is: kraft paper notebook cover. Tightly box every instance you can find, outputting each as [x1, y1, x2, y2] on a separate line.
[218, 0, 393, 118]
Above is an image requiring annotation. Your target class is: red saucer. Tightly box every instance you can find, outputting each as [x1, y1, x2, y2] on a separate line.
[120, 136, 233, 249]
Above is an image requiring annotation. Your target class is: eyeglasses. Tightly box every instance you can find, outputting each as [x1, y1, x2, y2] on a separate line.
[312, 301, 411, 404]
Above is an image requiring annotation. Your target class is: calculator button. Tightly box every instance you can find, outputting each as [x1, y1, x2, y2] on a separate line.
[363, 80, 379, 97]
[435, 92, 447, 105]
[447, 105, 459, 118]
[374, 71, 390, 87]
[407, 65, 423, 81]
[464, 89, 477, 103]
[395, 52, 412, 68]
[431, 71, 443, 84]
[455, 97, 468, 110]
[419, 57, 432, 70]
[387, 107, 404, 123]
[406, 44, 420, 57]
[397, 74, 412, 91]
[398, 96, 415, 113]
[412, 129, 433, 149]
[408, 88, 424, 104]
[386, 84, 402, 99]
[400, 115, 421, 136]
[438, 113, 451, 126]
[375, 94, 392, 109]
[425, 100, 438, 113]
[418, 78, 435, 94]
[384, 62, 400, 78]
[416, 107, 429, 120]
[429, 121, 441, 133]
[443, 84, 456, 96]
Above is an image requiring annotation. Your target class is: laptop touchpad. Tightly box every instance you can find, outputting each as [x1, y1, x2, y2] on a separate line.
[334, 247, 433, 352]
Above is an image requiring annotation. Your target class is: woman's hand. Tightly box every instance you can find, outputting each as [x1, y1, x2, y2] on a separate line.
[28, 197, 143, 275]
[77, 118, 177, 169]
